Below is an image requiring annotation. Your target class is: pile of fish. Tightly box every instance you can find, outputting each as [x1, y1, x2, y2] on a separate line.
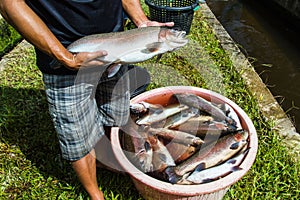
[121, 93, 250, 185]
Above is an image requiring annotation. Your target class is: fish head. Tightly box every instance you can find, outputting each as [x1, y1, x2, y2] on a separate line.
[135, 147, 153, 173]
[158, 28, 189, 50]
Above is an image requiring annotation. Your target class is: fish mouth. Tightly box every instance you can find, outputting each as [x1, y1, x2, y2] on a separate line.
[169, 29, 187, 39]
[167, 29, 188, 44]
[166, 37, 189, 49]
[158, 28, 189, 48]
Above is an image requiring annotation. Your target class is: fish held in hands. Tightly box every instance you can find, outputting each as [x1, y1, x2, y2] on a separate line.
[67, 27, 188, 65]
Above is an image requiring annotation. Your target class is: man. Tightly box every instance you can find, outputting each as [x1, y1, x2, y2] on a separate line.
[0, 1, 173, 199]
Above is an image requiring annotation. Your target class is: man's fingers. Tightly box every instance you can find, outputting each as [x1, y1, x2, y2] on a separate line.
[91, 50, 108, 59]
[69, 50, 109, 69]
[160, 21, 174, 27]
[138, 21, 174, 28]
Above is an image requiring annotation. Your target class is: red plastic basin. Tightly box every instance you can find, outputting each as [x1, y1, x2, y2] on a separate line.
[111, 86, 258, 200]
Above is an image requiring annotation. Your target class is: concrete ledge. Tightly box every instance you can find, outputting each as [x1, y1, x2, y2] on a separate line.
[0, 40, 33, 73]
[201, 3, 300, 160]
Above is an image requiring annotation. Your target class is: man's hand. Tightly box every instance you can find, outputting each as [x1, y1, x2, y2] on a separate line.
[65, 50, 109, 70]
[138, 21, 174, 28]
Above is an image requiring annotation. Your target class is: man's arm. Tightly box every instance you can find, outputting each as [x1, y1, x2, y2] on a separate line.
[0, 0, 107, 69]
[122, 0, 174, 28]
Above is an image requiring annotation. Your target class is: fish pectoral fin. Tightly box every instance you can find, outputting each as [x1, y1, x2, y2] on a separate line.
[228, 159, 238, 165]
[230, 142, 240, 150]
[232, 166, 243, 171]
[201, 178, 214, 183]
[194, 162, 206, 172]
[145, 42, 164, 53]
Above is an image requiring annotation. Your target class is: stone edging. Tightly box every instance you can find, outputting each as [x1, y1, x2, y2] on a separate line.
[0, 40, 33, 73]
[201, 3, 300, 160]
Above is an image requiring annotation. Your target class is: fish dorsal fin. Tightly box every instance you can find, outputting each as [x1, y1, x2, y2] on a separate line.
[145, 42, 163, 53]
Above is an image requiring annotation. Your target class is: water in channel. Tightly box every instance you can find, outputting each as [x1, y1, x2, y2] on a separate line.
[206, 0, 300, 132]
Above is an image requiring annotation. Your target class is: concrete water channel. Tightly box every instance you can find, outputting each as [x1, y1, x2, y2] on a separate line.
[207, 0, 300, 133]
[0, 3, 299, 159]
[198, 3, 300, 159]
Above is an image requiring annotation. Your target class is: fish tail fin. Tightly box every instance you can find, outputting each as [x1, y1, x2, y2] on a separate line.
[165, 167, 182, 184]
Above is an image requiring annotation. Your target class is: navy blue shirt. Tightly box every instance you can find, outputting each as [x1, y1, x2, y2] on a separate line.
[26, 0, 124, 75]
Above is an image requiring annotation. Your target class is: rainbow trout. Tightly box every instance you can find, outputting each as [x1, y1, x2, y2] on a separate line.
[67, 27, 188, 65]
[223, 103, 243, 130]
[174, 120, 238, 138]
[136, 103, 189, 126]
[121, 122, 153, 173]
[172, 93, 236, 125]
[165, 130, 248, 183]
[165, 142, 197, 164]
[183, 147, 250, 184]
[148, 127, 204, 146]
[148, 135, 176, 172]
[163, 107, 199, 129]
[130, 101, 163, 115]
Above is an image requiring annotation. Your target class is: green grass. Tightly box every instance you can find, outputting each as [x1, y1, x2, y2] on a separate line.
[0, 20, 22, 57]
[1, 7, 299, 200]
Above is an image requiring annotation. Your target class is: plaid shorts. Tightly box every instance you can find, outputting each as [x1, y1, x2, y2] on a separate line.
[43, 66, 130, 161]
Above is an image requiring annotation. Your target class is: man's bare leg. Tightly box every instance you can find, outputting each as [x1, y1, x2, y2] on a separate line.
[71, 150, 104, 200]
